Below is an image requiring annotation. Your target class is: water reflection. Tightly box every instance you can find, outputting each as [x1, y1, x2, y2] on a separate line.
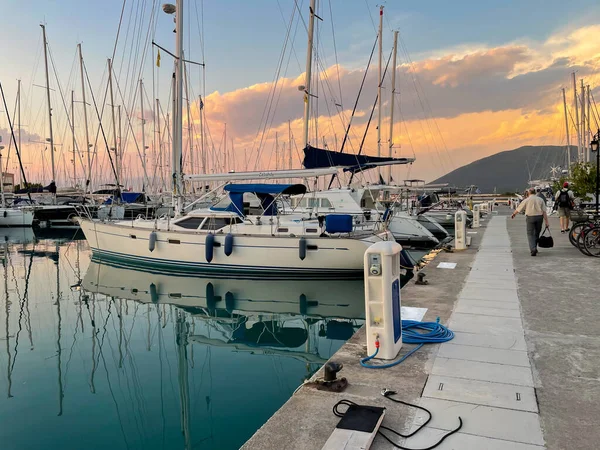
[0, 239, 364, 450]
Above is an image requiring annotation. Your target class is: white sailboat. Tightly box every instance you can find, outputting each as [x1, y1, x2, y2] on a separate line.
[79, 1, 393, 279]
[0, 113, 33, 228]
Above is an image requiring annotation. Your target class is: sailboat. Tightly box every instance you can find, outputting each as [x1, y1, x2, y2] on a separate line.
[0, 87, 34, 228]
[30, 25, 98, 230]
[79, 0, 394, 279]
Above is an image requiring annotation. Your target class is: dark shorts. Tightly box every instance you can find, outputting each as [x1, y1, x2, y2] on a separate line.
[558, 207, 571, 218]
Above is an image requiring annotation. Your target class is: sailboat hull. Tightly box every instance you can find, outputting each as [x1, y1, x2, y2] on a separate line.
[79, 219, 391, 279]
[0, 208, 34, 227]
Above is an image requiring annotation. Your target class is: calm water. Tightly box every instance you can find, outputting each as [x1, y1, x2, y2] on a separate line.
[0, 230, 365, 450]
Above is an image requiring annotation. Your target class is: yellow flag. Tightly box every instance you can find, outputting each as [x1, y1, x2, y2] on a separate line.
[304, 93, 308, 104]
[156, 49, 161, 67]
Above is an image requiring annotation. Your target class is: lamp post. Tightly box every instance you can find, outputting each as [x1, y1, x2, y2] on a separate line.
[591, 129, 599, 214]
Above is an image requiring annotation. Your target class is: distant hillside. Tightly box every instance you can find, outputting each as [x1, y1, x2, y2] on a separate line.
[432, 145, 577, 193]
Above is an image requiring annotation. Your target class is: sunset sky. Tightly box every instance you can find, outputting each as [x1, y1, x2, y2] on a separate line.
[0, 0, 599, 189]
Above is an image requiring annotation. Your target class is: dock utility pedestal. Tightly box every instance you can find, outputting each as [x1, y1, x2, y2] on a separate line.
[472, 204, 480, 228]
[364, 241, 403, 360]
[454, 210, 467, 250]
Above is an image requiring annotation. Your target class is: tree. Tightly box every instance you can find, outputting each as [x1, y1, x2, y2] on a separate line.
[552, 162, 597, 201]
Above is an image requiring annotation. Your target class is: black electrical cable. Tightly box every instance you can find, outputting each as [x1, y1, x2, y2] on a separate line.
[332, 391, 463, 450]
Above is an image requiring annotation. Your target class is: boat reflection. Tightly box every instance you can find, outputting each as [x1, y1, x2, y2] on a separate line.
[82, 258, 365, 366]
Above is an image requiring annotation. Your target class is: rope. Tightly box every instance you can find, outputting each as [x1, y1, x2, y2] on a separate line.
[360, 318, 454, 369]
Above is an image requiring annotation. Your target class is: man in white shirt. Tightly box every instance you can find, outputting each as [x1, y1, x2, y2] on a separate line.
[511, 188, 550, 256]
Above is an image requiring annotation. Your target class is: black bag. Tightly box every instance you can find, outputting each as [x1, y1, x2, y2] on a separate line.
[538, 227, 554, 248]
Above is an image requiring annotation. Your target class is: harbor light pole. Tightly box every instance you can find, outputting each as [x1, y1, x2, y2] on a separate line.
[590, 130, 599, 215]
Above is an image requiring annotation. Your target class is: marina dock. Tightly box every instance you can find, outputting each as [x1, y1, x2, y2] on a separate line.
[243, 208, 599, 450]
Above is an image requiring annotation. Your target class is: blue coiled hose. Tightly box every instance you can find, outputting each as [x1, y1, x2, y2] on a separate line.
[360, 318, 454, 369]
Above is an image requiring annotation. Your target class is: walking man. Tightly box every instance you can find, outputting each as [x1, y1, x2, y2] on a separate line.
[511, 188, 549, 256]
[554, 182, 575, 233]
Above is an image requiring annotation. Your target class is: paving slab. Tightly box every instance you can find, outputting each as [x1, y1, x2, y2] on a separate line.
[412, 398, 544, 445]
[431, 357, 534, 386]
[422, 375, 538, 412]
[457, 299, 520, 311]
[450, 331, 527, 351]
[448, 312, 524, 334]
[454, 303, 522, 318]
[463, 280, 518, 290]
[394, 429, 544, 450]
[438, 340, 530, 367]
[459, 287, 519, 303]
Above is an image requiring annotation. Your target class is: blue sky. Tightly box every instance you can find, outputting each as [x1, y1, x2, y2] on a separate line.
[2, 0, 598, 95]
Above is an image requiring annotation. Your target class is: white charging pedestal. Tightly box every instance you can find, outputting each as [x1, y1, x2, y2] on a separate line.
[364, 241, 403, 360]
[454, 210, 467, 250]
[472, 204, 480, 228]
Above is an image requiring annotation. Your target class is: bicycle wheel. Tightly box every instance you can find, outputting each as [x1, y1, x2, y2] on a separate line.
[583, 225, 600, 257]
[569, 222, 587, 247]
[577, 224, 595, 256]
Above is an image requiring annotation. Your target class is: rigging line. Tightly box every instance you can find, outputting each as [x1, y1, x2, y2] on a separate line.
[255, 1, 299, 158]
[109, 13, 157, 189]
[0, 82, 33, 203]
[276, 0, 305, 75]
[47, 45, 89, 183]
[590, 90, 600, 129]
[363, 0, 377, 31]
[326, 35, 378, 188]
[3, 84, 19, 173]
[327, 0, 344, 108]
[82, 61, 121, 190]
[348, 48, 394, 185]
[292, 0, 309, 32]
[112, 0, 129, 62]
[252, 1, 298, 170]
[397, 39, 446, 173]
[398, 35, 453, 170]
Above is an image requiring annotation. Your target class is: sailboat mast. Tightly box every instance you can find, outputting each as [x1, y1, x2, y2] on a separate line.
[581, 79, 587, 162]
[41, 25, 56, 193]
[140, 79, 147, 190]
[377, 6, 384, 182]
[387, 30, 398, 186]
[156, 98, 163, 189]
[172, 0, 184, 215]
[302, 0, 317, 149]
[572, 73, 581, 162]
[108, 59, 120, 188]
[71, 90, 76, 187]
[199, 95, 205, 175]
[587, 85, 591, 163]
[562, 88, 571, 176]
[78, 44, 92, 192]
[0, 152, 5, 206]
[17, 80, 21, 186]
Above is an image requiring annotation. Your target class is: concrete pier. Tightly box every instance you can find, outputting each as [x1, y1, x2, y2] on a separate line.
[243, 210, 600, 450]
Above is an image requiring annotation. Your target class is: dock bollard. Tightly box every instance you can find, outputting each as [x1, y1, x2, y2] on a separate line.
[454, 210, 467, 250]
[364, 241, 403, 360]
[473, 204, 480, 228]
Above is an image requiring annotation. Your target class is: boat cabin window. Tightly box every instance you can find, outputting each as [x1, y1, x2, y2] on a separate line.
[320, 198, 332, 208]
[296, 197, 319, 208]
[200, 217, 242, 230]
[176, 216, 206, 229]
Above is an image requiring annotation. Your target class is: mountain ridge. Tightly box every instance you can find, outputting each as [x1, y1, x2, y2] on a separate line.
[431, 145, 576, 193]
